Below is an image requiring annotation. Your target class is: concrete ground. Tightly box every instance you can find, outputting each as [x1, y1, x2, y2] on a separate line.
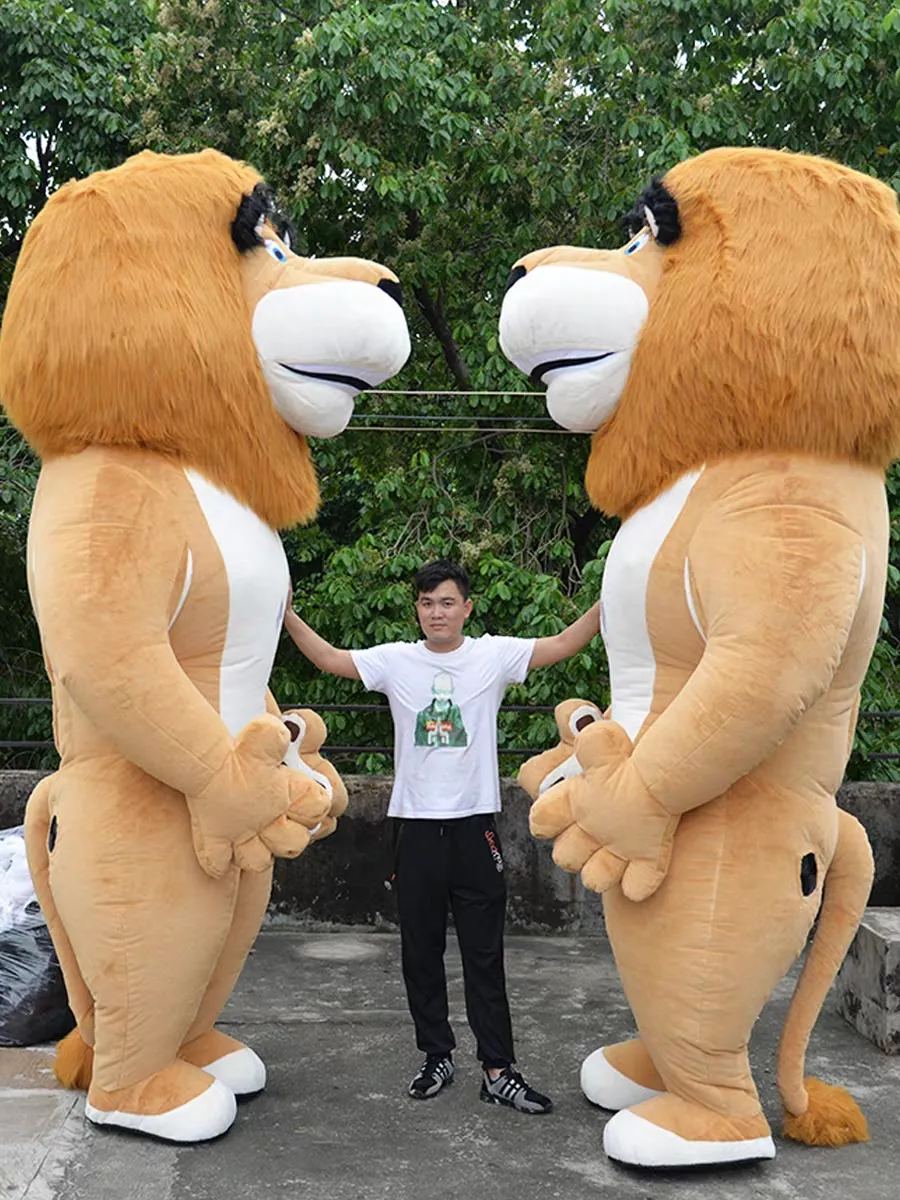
[2, 930, 899, 1200]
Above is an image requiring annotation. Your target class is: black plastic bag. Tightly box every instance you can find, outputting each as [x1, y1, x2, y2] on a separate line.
[0, 826, 75, 1047]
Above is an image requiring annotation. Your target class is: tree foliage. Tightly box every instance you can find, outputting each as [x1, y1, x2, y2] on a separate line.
[0, 0, 897, 776]
[0, 0, 151, 291]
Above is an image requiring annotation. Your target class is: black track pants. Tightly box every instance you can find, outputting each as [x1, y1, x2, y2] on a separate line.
[392, 814, 515, 1069]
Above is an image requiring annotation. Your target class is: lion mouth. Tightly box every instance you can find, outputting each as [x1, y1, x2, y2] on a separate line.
[530, 353, 614, 387]
[280, 364, 372, 392]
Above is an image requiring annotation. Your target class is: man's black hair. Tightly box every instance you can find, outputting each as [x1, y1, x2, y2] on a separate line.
[414, 560, 470, 600]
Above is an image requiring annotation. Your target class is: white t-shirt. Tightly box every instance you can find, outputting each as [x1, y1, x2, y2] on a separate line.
[351, 635, 535, 819]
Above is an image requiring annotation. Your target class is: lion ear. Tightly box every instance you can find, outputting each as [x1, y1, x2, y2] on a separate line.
[622, 176, 681, 246]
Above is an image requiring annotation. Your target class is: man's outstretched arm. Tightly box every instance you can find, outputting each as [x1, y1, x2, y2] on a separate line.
[284, 605, 361, 680]
[528, 601, 601, 669]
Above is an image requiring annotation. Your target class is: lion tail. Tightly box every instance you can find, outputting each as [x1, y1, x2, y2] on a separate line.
[53, 1028, 94, 1090]
[23, 775, 94, 1091]
[778, 809, 873, 1146]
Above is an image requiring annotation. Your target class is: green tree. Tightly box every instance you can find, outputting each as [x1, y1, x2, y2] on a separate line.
[0, 416, 46, 751]
[0, 0, 152, 299]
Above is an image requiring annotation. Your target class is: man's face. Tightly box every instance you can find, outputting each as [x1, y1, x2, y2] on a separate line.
[416, 580, 472, 646]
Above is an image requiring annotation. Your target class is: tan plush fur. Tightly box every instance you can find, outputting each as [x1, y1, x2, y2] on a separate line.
[602, 1038, 664, 1092]
[178, 1030, 248, 1072]
[511, 148, 896, 1164]
[783, 1078, 870, 1147]
[53, 1027, 94, 1090]
[52, 1006, 268, 1091]
[88, 1060, 217, 1116]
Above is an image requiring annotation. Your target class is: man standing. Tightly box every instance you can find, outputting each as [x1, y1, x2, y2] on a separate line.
[284, 560, 601, 1114]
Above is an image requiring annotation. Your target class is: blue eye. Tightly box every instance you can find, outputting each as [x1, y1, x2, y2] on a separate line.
[624, 230, 651, 256]
[264, 239, 288, 263]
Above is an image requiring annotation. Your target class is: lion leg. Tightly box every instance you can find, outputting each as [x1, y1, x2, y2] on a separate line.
[47, 767, 240, 1142]
[178, 865, 273, 1097]
[580, 1038, 665, 1110]
[23, 776, 96, 1087]
[602, 793, 830, 1169]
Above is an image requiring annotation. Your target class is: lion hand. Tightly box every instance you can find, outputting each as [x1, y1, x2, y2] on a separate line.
[281, 708, 348, 841]
[235, 771, 333, 872]
[529, 720, 678, 902]
[187, 714, 332, 879]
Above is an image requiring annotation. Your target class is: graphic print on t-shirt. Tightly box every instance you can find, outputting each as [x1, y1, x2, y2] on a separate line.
[349, 634, 536, 817]
[413, 670, 468, 747]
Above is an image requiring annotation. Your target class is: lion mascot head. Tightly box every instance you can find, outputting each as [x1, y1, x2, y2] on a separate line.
[499, 146, 900, 515]
[0, 147, 410, 527]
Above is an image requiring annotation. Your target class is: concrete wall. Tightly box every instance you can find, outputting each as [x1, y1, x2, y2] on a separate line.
[2, 772, 898, 932]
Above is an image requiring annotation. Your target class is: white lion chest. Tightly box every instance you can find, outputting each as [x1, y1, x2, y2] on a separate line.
[600, 469, 702, 741]
[185, 470, 289, 736]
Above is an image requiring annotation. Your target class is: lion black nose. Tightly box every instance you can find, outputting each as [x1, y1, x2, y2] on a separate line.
[377, 278, 403, 308]
[505, 265, 527, 294]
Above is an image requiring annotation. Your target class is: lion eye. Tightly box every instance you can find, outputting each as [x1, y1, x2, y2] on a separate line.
[624, 230, 651, 256]
[264, 239, 288, 263]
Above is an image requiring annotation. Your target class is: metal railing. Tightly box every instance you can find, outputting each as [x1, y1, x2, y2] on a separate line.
[0, 698, 557, 756]
[0, 698, 897, 760]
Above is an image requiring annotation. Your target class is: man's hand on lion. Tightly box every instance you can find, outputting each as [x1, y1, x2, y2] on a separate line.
[281, 706, 349, 844]
[529, 720, 679, 902]
[517, 698, 605, 800]
[186, 713, 332, 878]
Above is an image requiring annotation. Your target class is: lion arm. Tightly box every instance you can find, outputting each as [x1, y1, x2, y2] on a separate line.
[32, 461, 235, 795]
[630, 493, 867, 818]
[31, 459, 329, 877]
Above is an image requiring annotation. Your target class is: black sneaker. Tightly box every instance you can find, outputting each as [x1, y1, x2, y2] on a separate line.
[480, 1066, 552, 1114]
[408, 1054, 454, 1099]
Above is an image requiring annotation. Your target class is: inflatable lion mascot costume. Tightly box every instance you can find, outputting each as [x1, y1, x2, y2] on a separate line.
[0, 149, 409, 1142]
[500, 147, 900, 1169]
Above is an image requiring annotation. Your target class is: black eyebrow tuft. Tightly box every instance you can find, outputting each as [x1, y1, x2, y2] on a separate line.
[231, 181, 295, 253]
[273, 211, 296, 251]
[622, 176, 681, 245]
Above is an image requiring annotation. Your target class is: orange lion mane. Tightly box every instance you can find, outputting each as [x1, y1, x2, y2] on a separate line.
[0, 148, 318, 529]
[587, 147, 900, 517]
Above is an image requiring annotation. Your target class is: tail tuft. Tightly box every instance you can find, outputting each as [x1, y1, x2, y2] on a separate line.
[53, 1027, 94, 1090]
[783, 1077, 869, 1147]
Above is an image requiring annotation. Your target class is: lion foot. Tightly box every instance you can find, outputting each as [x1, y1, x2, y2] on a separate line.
[581, 1038, 664, 1110]
[179, 1029, 266, 1098]
[603, 1093, 775, 1169]
[85, 1059, 236, 1143]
